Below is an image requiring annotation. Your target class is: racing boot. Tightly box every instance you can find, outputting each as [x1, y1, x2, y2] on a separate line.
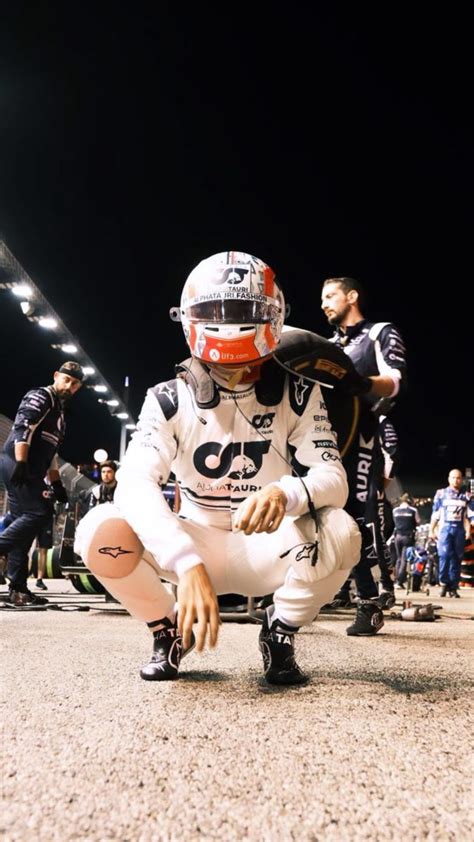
[259, 605, 308, 685]
[346, 600, 384, 636]
[140, 616, 195, 681]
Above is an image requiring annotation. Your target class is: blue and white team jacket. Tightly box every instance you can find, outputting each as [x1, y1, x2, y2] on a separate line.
[432, 487, 473, 531]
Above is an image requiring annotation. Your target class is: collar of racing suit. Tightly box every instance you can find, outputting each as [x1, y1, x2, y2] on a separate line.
[335, 319, 368, 344]
[175, 356, 286, 410]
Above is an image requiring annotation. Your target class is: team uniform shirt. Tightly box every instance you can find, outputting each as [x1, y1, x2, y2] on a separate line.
[327, 320, 406, 574]
[89, 482, 117, 509]
[330, 318, 407, 477]
[330, 320, 407, 404]
[115, 367, 348, 577]
[2, 386, 65, 477]
[392, 502, 420, 535]
[432, 487, 472, 531]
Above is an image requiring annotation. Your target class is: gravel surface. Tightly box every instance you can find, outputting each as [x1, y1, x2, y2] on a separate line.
[1, 583, 473, 841]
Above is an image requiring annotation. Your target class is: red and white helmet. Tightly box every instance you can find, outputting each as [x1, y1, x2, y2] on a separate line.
[179, 251, 285, 365]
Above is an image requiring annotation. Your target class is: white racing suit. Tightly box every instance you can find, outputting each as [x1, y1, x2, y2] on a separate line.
[75, 362, 361, 628]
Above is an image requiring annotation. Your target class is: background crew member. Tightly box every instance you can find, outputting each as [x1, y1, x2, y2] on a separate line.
[321, 276, 407, 635]
[31, 478, 56, 591]
[392, 493, 420, 587]
[429, 468, 472, 598]
[0, 361, 83, 605]
[88, 460, 118, 508]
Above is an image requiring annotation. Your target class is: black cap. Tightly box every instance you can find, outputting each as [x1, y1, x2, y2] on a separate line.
[58, 361, 84, 382]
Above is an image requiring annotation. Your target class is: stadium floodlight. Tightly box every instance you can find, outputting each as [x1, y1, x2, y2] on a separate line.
[94, 448, 109, 463]
[51, 343, 78, 353]
[0, 238, 136, 460]
[12, 284, 32, 298]
[38, 316, 58, 329]
[20, 300, 34, 316]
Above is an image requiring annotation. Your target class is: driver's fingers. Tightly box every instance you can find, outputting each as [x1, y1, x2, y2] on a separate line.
[260, 508, 284, 533]
[208, 600, 221, 648]
[247, 501, 285, 534]
[254, 502, 283, 532]
[194, 603, 211, 652]
[234, 498, 255, 531]
[179, 605, 194, 650]
[242, 501, 269, 534]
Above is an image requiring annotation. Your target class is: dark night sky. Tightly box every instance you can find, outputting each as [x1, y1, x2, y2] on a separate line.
[0, 7, 471, 488]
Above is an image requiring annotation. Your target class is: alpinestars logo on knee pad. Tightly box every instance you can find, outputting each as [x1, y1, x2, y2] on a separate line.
[98, 546, 133, 558]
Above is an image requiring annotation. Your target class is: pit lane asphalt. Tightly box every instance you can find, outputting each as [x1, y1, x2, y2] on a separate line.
[1, 581, 473, 842]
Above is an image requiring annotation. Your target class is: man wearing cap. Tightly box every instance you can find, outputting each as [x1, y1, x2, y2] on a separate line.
[0, 361, 83, 605]
[88, 460, 118, 508]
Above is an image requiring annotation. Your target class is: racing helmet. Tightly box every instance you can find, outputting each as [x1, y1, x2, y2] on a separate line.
[178, 251, 285, 365]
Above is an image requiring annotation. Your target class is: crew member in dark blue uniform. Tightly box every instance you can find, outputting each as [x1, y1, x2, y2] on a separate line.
[0, 361, 83, 605]
[429, 468, 472, 597]
[321, 276, 407, 635]
[392, 493, 420, 586]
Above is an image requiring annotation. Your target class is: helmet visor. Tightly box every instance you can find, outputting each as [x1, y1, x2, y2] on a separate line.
[185, 297, 281, 324]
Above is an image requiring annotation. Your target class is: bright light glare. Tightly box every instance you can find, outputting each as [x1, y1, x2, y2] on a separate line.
[125, 424, 136, 430]
[61, 344, 77, 353]
[116, 412, 129, 420]
[20, 301, 33, 315]
[94, 385, 108, 393]
[94, 448, 108, 462]
[82, 366, 95, 375]
[106, 399, 119, 406]
[38, 317, 58, 329]
[12, 284, 32, 298]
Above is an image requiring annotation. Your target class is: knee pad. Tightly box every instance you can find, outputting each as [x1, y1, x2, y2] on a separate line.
[76, 505, 144, 578]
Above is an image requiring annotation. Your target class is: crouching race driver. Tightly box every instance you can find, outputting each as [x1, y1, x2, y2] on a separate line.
[75, 251, 360, 685]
